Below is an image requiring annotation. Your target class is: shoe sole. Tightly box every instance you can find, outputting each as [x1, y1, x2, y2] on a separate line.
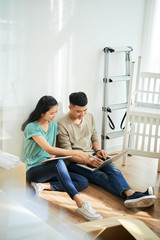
[124, 195, 157, 208]
[77, 209, 102, 221]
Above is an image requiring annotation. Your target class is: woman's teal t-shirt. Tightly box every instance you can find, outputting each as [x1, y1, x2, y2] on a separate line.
[21, 121, 58, 171]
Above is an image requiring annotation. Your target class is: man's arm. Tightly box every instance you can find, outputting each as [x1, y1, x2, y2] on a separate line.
[92, 141, 101, 153]
[90, 115, 108, 159]
[92, 141, 108, 159]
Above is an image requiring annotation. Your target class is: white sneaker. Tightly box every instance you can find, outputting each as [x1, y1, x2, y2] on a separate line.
[77, 201, 102, 221]
[31, 182, 44, 195]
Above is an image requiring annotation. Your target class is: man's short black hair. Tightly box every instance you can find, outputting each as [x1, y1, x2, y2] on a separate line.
[69, 92, 88, 106]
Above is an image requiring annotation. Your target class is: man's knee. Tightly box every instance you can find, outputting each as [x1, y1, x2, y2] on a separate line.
[82, 177, 89, 189]
[78, 175, 88, 191]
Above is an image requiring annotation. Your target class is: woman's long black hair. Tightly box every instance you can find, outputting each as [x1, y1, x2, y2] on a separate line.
[21, 95, 58, 131]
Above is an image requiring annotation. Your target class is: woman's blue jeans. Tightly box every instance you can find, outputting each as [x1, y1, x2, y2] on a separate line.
[26, 159, 88, 199]
[67, 162, 131, 198]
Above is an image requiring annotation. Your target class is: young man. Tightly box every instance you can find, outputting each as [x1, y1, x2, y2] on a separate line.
[58, 92, 157, 208]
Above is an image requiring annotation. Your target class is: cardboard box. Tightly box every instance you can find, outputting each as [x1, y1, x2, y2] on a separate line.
[77, 216, 159, 240]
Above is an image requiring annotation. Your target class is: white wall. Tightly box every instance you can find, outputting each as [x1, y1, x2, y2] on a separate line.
[0, 0, 145, 156]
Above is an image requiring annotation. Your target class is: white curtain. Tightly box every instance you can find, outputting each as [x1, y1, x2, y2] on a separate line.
[141, 0, 160, 72]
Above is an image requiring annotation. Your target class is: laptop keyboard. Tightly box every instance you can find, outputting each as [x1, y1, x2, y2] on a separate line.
[86, 164, 95, 169]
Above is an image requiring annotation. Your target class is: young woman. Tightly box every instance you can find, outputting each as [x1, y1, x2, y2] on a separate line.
[21, 95, 102, 221]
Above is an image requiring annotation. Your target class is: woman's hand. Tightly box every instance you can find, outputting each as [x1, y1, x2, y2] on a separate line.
[49, 155, 56, 159]
[70, 150, 104, 166]
[87, 156, 104, 167]
[72, 150, 91, 162]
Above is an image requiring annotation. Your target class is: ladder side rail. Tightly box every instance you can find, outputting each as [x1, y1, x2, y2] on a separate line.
[125, 52, 131, 76]
[125, 51, 131, 104]
[101, 51, 110, 149]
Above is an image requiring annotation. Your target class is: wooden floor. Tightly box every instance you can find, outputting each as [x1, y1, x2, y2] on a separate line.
[37, 155, 160, 238]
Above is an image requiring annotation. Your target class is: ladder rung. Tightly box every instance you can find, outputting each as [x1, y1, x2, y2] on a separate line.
[104, 46, 133, 53]
[109, 75, 130, 82]
[108, 103, 128, 111]
[106, 130, 124, 139]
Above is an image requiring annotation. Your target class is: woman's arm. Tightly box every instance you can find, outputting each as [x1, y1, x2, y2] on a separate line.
[32, 135, 90, 161]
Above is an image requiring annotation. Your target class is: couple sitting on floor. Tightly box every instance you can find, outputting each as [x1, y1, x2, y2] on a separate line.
[21, 92, 157, 221]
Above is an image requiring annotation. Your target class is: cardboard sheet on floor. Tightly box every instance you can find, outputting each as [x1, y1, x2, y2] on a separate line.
[77, 216, 159, 240]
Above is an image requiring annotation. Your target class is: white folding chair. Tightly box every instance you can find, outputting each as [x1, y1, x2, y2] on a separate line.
[122, 57, 160, 172]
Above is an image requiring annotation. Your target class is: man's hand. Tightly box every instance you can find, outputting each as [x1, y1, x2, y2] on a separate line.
[96, 149, 108, 160]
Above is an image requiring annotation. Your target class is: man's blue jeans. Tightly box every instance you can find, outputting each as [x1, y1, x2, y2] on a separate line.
[67, 162, 131, 198]
[26, 159, 88, 199]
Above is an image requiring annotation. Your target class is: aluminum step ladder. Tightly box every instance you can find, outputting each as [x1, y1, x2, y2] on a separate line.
[101, 46, 133, 149]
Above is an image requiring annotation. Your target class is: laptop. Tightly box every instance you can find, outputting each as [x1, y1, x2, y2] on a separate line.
[76, 150, 127, 171]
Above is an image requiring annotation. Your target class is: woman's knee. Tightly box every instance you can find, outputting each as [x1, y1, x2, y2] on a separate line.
[56, 159, 66, 170]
